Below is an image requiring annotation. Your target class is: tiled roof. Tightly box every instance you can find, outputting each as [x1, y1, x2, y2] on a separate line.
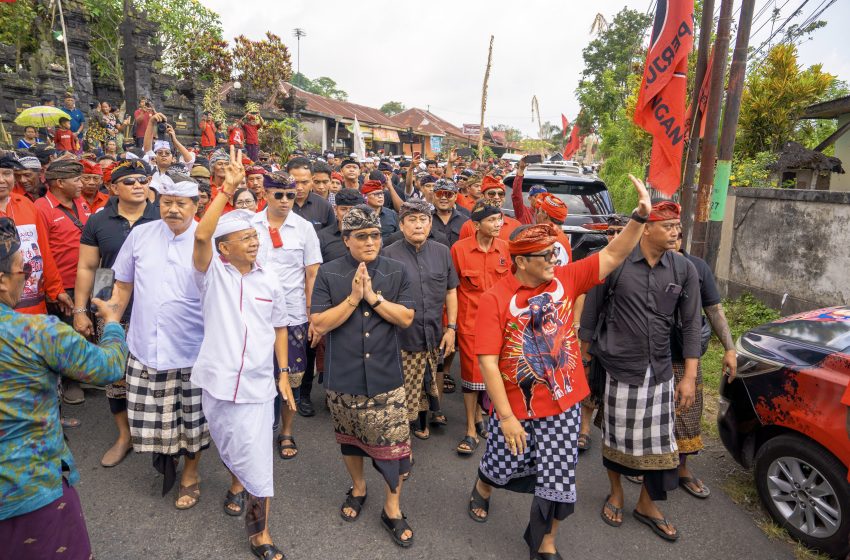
[283, 83, 402, 129]
[389, 108, 471, 140]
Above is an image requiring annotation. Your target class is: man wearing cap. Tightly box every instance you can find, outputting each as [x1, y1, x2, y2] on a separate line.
[383, 200, 458, 439]
[0, 216, 129, 560]
[431, 179, 469, 248]
[361, 180, 398, 241]
[192, 147, 293, 560]
[340, 157, 362, 190]
[466, 176, 651, 559]
[0, 155, 70, 316]
[74, 159, 160, 467]
[245, 165, 268, 211]
[287, 157, 336, 232]
[108, 172, 210, 509]
[311, 205, 416, 548]
[80, 159, 109, 212]
[509, 157, 548, 225]
[251, 170, 322, 453]
[535, 193, 573, 266]
[458, 176, 520, 242]
[580, 199, 700, 541]
[452, 200, 511, 456]
[317, 188, 364, 263]
[142, 112, 196, 192]
[12, 154, 44, 201]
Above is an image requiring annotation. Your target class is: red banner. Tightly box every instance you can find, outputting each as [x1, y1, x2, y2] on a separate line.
[561, 114, 569, 139]
[562, 123, 581, 160]
[634, 0, 695, 196]
[685, 45, 714, 140]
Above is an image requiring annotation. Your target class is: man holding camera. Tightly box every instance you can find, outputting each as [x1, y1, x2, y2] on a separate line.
[242, 112, 265, 163]
[142, 112, 196, 194]
[133, 98, 155, 149]
[200, 112, 218, 154]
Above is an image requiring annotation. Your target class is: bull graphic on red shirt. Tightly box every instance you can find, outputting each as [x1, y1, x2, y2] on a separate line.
[508, 279, 572, 416]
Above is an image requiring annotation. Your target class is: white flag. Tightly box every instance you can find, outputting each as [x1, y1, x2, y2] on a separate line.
[352, 116, 366, 161]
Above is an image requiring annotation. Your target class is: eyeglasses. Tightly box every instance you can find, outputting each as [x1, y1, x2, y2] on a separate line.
[118, 177, 151, 186]
[222, 232, 259, 244]
[434, 191, 455, 199]
[606, 228, 624, 236]
[351, 232, 381, 242]
[155, 151, 172, 157]
[7, 261, 33, 280]
[485, 190, 505, 198]
[269, 191, 296, 200]
[522, 246, 560, 262]
[235, 199, 256, 208]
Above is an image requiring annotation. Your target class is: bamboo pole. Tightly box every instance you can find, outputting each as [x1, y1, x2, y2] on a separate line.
[477, 35, 494, 161]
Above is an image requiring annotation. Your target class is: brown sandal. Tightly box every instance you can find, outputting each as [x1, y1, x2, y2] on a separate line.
[175, 482, 200, 510]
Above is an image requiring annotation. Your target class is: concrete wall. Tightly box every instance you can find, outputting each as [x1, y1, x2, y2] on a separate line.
[714, 187, 850, 315]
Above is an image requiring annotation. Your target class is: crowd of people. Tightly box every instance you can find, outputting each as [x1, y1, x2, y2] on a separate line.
[0, 96, 739, 560]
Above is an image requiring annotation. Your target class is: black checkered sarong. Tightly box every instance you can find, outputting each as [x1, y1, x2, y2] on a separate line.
[96, 317, 129, 401]
[400, 349, 440, 422]
[125, 353, 210, 454]
[601, 366, 678, 471]
[479, 405, 581, 503]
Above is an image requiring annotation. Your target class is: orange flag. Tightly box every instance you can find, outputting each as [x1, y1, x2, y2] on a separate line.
[562, 122, 581, 159]
[561, 114, 569, 139]
[634, 0, 696, 196]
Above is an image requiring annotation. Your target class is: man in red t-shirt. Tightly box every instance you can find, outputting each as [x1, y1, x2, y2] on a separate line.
[228, 121, 245, 150]
[241, 112, 264, 163]
[54, 117, 79, 153]
[133, 99, 154, 148]
[199, 112, 218, 152]
[466, 175, 651, 559]
[458, 177, 520, 241]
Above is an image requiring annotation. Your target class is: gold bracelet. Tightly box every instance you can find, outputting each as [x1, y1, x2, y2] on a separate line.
[345, 296, 358, 307]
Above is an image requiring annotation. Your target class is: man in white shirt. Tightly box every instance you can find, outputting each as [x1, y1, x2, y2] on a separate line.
[109, 174, 209, 509]
[251, 171, 322, 459]
[192, 147, 294, 560]
[142, 112, 196, 194]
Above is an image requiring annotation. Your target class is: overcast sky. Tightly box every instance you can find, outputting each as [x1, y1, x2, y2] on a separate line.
[200, 0, 849, 138]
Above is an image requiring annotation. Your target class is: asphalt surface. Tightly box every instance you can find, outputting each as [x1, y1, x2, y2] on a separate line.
[67, 367, 796, 560]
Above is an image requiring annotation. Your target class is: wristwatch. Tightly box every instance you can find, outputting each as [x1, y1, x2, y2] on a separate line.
[630, 210, 649, 224]
[371, 294, 385, 308]
[71, 308, 88, 315]
[446, 323, 458, 330]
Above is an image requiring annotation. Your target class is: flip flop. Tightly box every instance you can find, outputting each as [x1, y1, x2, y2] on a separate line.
[633, 510, 679, 542]
[600, 494, 623, 527]
[679, 476, 711, 499]
[625, 475, 643, 485]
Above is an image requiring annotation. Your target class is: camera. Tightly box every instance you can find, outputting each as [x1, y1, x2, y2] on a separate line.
[157, 120, 169, 141]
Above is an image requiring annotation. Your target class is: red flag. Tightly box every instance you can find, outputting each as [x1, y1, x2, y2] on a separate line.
[634, 0, 696, 196]
[685, 45, 714, 139]
[562, 123, 581, 159]
[561, 114, 569, 139]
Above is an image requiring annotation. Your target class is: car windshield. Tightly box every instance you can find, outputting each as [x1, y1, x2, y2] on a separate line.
[520, 182, 609, 216]
[757, 319, 850, 353]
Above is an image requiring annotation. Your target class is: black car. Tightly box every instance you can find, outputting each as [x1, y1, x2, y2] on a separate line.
[718, 306, 850, 559]
[502, 162, 614, 261]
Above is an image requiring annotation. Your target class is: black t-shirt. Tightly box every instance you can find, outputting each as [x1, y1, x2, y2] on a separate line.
[683, 251, 721, 308]
[80, 198, 160, 268]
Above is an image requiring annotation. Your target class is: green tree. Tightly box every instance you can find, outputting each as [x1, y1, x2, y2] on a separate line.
[171, 32, 232, 83]
[290, 72, 312, 90]
[288, 72, 347, 100]
[0, 0, 38, 68]
[259, 117, 307, 159]
[575, 8, 651, 130]
[81, 0, 124, 90]
[736, 43, 836, 158]
[379, 101, 405, 116]
[232, 32, 292, 96]
[490, 124, 523, 143]
[138, 0, 223, 75]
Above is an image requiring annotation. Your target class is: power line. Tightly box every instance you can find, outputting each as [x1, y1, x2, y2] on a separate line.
[750, 0, 811, 58]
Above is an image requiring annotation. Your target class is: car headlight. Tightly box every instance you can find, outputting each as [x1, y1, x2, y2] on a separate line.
[734, 337, 782, 378]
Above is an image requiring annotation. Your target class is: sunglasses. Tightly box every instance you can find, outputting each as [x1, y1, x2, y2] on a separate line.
[485, 190, 505, 198]
[434, 191, 455, 199]
[351, 232, 381, 242]
[118, 177, 151, 186]
[522, 246, 560, 262]
[8, 261, 33, 280]
[269, 191, 296, 200]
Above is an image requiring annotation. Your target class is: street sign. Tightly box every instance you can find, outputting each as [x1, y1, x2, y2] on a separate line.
[462, 124, 480, 136]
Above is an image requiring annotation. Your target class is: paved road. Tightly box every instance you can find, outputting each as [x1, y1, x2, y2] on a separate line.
[67, 369, 795, 560]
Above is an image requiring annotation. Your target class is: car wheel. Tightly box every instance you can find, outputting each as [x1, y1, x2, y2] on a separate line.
[754, 434, 850, 559]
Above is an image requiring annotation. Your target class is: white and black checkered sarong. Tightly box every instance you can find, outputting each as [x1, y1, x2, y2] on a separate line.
[479, 405, 580, 503]
[601, 366, 679, 471]
[125, 353, 210, 455]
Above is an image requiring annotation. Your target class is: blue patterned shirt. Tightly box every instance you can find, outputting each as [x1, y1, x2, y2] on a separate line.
[0, 304, 128, 520]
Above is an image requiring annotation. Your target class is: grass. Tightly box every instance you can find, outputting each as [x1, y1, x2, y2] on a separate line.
[702, 295, 832, 560]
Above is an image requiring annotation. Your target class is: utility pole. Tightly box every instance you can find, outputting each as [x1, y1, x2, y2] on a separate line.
[293, 28, 306, 76]
[680, 0, 715, 250]
[690, 0, 734, 260]
[705, 0, 757, 269]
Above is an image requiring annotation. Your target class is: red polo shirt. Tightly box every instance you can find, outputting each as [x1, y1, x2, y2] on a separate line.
[243, 122, 260, 145]
[0, 193, 66, 314]
[34, 191, 91, 289]
[458, 213, 521, 242]
[85, 191, 111, 213]
[475, 253, 602, 420]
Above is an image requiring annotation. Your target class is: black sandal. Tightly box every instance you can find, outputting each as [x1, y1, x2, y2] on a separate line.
[340, 487, 367, 522]
[600, 494, 623, 527]
[468, 481, 490, 523]
[475, 420, 489, 440]
[577, 433, 591, 451]
[531, 552, 563, 560]
[633, 509, 679, 541]
[456, 435, 479, 456]
[443, 375, 456, 393]
[381, 509, 414, 548]
[250, 542, 286, 560]
[429, 411, 447, 426]
[223, 489, 247, 517]
[276, 434, 298, 460]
